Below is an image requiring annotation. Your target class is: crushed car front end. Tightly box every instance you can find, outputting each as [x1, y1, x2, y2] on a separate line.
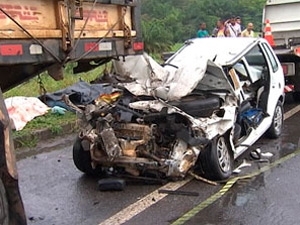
[71, 38, 285, 181]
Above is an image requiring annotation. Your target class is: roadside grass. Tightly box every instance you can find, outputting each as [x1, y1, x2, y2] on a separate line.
[6, 63, 105, 140]
[149, 43, 183, 63]
[171, 43, 184, 51]
[13, 111, 77, 148]
[12, 111, 77, 138]
[4, 63, 104, 98]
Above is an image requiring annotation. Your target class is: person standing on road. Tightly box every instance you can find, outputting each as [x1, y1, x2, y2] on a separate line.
[241, 23, 255, 37]
[225, 15, 241, 37]
[215, 19, 228, 37]
[236, 16, 244, 31]
[197, 22, 209, 38]
[211, 26, 218, 37]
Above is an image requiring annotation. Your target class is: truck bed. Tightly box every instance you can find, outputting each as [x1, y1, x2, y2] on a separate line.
[0, 0, 142, 92]
[263, 0, 300, 47]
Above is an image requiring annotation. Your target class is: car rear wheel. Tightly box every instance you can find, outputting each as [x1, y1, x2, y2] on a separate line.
[73, 137, 104, 176]
[0, 179, 9, 225]
[267, 101, 283, 139]
[199, 135, 233, 180]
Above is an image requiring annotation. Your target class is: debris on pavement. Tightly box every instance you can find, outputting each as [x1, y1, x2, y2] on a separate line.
[188, 172, 218, 186]
[260, 152, 273, 158]
[158, 189, 199, 196]
[98, 178, 126, 191]
[250, 148, 274, 160]
[250, 148, 262, 160]
[233, 159, 252, 174]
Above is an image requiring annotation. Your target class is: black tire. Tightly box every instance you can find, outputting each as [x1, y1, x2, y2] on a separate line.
[73, 137, 104, 176]
[266, 101, 284, 139]
[199, 135, 233, 181]
[0, 179, 9, 225]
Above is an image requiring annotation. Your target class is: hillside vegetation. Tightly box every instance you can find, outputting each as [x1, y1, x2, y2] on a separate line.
[141, 0, 266, 53]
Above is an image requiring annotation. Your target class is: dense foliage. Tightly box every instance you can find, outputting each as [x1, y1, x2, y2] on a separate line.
[141, 0, 266, 53]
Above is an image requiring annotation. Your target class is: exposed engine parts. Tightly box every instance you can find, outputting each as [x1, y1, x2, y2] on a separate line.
[68, 89, 209, 178]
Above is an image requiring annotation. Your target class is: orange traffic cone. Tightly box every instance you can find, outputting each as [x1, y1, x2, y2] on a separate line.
[264, 19, 275, 46]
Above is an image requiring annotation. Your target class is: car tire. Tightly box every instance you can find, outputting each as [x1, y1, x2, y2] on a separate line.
[199, 135, 233, 181]
[266, 101, 284, 139]
[73, 137, 104, 176]
[0, 179, 9, 225]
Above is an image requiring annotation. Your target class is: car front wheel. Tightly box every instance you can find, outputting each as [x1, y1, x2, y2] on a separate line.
[267, 101, 283, 139]
[199, 135, 233, 181]
[73, 137, 104, 176]
[0, 179, 9, 225]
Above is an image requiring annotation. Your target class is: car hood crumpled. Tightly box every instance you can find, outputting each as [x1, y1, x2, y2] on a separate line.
[113, 52, 233, 101]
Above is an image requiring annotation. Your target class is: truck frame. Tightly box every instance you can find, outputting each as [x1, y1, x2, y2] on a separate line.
[0, 0, 143, 92]
[262, 0, 300, 100]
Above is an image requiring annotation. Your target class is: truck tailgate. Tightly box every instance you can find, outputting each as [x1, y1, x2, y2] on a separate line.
[0, 0, 136, 39]
[263, 0, 300, 47]
[0, 0, 142, 92]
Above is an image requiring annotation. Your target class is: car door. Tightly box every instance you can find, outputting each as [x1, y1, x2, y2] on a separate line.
[232, 43, 275, 157]
[259, 41, 285, 115]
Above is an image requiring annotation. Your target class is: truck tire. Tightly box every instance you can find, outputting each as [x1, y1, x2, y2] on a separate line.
[0, 179, 9, 225]
[266, 101, 284, 139]
[73, 137, 104, 176]
[199, 135, 233, 181]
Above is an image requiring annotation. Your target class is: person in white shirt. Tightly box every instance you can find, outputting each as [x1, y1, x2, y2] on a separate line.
[236, 16, 244, 31]
[225, 15, 241, 37]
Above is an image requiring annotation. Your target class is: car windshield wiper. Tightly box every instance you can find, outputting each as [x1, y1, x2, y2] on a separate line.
[184, 40, 194, 45]
[161, 63, 178, 69]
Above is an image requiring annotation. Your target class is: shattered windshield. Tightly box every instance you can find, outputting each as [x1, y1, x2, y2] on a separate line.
[194, 62, 234, 93]
[114, 39, 243, 100]
[165, 46, 234, 95]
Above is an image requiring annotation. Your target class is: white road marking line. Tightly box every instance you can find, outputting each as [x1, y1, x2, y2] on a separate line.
[284, 105, 300, 120]
[98, 177, 193, 225]
[98, 104, 300, 225]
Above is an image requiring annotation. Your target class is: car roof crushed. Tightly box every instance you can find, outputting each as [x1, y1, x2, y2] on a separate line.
[113, 38, 259, 100]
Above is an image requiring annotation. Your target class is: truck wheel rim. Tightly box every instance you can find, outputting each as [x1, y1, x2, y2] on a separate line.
[217, 137, 231, 173]
[274, 105, 283, 134]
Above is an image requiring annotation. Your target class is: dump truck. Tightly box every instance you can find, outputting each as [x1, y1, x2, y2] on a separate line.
[262, 0, 300, 100]
[0, 0, 142, 223]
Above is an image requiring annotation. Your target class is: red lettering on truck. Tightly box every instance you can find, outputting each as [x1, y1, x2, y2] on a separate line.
[0, 4, 39, 21]
[78, 10, 108, 23]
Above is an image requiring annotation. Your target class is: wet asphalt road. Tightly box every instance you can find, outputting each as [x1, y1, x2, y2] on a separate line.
[17, 95, 300, 225]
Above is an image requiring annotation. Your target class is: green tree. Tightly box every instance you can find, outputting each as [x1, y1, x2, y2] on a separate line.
[141, 0, 266, 54]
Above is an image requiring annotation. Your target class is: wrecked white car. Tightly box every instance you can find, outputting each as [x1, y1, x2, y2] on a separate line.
[70, 38, 285, 181]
